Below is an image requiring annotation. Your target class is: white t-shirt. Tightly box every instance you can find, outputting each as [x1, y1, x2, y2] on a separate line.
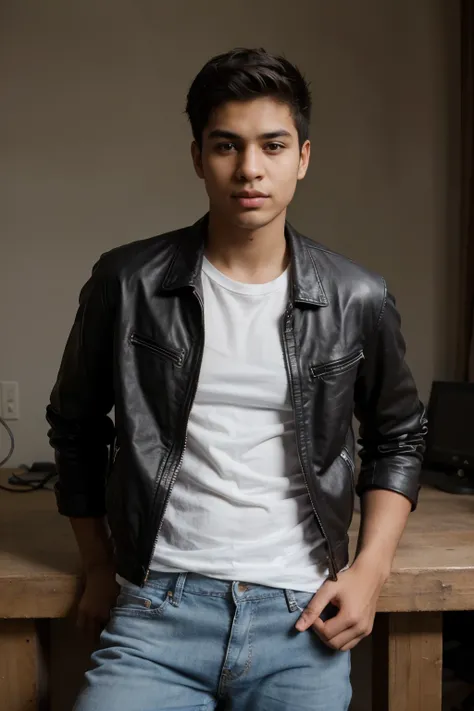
[150, 257, 329, 592]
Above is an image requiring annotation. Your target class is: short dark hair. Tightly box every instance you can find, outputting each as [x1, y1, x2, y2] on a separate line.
[186, 48, 311, 150]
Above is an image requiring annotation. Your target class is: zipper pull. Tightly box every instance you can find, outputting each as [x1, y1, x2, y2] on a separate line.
[285, 302, 294, 331]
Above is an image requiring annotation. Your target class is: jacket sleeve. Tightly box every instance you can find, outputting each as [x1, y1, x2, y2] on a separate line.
[354, 284, 427, 509]
[46, 256, 116, 518]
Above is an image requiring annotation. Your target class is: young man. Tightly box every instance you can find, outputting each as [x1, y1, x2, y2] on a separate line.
[47, 48, 426, 711]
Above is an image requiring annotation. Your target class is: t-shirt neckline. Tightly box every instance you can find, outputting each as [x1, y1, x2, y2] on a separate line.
[202, 256, 289, 296]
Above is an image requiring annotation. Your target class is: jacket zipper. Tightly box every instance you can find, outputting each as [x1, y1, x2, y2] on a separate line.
[340, 447, 356, 500]
[281, 302, 338, 581]
[143, 289, 204, 584]
[130, 332, 185, 367]
[340, 447, 355, 476]
[310, 350, 364, 380]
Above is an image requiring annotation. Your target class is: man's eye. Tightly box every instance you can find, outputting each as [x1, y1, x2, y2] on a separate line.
[266, 143, 284, 152]
[216, 142, 236, 153]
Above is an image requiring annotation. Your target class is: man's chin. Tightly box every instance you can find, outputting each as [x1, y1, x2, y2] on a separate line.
[231, 209, 280, 231]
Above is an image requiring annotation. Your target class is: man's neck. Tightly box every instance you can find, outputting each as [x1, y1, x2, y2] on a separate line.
[205, 210, 289, 284]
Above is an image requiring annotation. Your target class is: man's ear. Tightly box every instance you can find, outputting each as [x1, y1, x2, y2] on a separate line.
[191, 141, 204, 179]
[297, 140, 311, 180]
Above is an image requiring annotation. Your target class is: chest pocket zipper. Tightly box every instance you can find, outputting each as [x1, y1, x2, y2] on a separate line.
[130, 332, 185, 367]
[310, 350, 364, 380]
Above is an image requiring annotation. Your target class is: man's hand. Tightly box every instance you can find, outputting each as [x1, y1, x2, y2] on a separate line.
[77, 561, 120, 642]
[295, 556, 387, 651]
[69, 516, 119, 641]
[296, 489, 412, 651]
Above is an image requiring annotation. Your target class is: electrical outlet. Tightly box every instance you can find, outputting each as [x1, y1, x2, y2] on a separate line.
[1, 381, 20, 420]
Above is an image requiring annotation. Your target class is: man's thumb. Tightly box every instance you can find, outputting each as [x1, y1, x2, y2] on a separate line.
[295, 583, 334, 632]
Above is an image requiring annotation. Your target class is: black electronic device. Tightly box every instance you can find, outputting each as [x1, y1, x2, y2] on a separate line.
[422, 380, 474, 494]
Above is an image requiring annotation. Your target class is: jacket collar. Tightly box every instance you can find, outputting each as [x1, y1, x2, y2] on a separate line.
[161, 214, 328, 307]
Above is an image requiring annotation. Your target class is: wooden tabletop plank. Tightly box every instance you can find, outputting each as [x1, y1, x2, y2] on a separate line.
[1, 469, 474, 617]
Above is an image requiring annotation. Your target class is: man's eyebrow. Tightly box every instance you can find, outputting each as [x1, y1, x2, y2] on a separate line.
[259, 130, 293, 139]
[207, 129, 293, 140]
[207, 130, 240, 140]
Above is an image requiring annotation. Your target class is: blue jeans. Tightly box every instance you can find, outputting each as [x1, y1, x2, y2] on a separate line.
[74, 572, 351, 711]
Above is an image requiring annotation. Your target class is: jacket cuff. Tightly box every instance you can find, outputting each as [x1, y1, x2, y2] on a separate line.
[54, 483, 106, 518]
[356, 459, 421, 510]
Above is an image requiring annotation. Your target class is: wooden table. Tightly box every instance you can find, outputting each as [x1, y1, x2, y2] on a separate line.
[1, 468, 474, 710]
[366, 486, 474, 711]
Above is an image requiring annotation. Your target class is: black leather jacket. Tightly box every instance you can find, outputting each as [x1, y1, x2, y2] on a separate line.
[46, 215, 427, 586]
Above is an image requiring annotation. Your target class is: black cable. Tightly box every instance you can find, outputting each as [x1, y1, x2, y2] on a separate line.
[0, 416, 55, 492]
[3, 470, 57, 492]
[0, 416, 14, 468]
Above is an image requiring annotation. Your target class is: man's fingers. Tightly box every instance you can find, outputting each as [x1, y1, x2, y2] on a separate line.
[317, 618, 372, 651]
[316, 608, 356, 640]
[309, 610, 348, 642]
[295, 585, 335, 632]
[319, 624, 360, 650]
[341, 633, 366, 652]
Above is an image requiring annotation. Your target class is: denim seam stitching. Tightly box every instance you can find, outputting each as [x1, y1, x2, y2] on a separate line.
[226, 601, 255, 682]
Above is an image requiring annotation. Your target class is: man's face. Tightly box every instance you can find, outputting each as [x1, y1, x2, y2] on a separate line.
[192, 97, 310, 231]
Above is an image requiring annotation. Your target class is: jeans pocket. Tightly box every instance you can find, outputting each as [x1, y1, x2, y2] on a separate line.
[289, 591, 315, 614]
[290, 591, 339, 622]
[112, 583, 170, 618]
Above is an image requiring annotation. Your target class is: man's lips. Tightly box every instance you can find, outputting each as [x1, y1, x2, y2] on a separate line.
[232, 192, 269, 209]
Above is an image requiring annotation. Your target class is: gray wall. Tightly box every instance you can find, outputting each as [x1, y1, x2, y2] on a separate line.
[1, 0, 459, 463]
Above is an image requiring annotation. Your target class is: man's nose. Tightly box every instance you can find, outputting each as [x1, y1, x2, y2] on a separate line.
[235, 146, 264, 182]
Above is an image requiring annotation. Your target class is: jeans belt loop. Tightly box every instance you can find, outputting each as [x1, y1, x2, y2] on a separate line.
[170, 572, 187, 607]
